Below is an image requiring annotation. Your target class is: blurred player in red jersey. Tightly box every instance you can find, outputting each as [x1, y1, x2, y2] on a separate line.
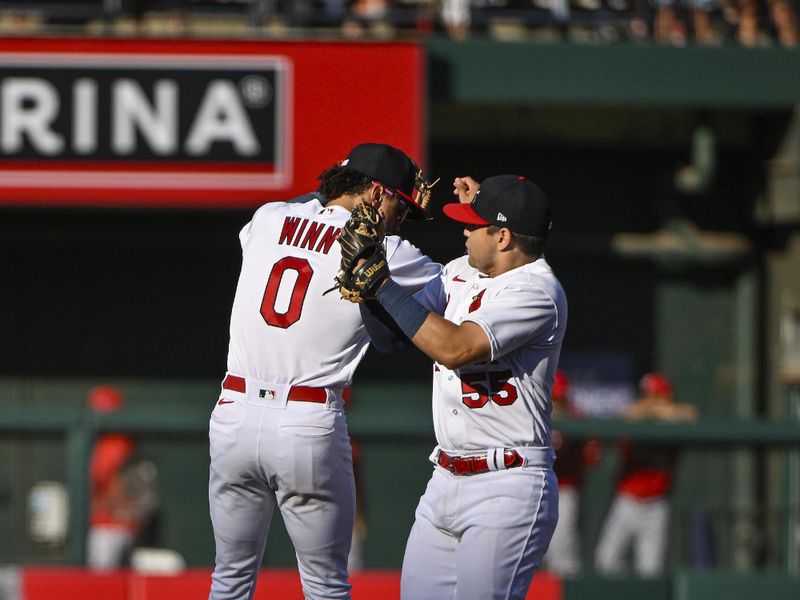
[594, 372, 697, 577]
[86, 386, 159, 570]
[542, 370, 600, 576]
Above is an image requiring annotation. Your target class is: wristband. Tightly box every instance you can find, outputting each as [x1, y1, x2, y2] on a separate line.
[376, 279, 430, 340]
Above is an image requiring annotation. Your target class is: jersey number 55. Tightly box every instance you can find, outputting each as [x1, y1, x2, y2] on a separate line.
[460, 371, 518, 409]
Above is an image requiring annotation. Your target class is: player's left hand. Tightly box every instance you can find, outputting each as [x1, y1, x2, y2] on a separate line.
[327, 202, 390, 303]
[453, 176, 480, 203]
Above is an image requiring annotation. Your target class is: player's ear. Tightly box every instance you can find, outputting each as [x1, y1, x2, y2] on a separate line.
[367, 184, 384, 207]
[497, 228, 514, 250]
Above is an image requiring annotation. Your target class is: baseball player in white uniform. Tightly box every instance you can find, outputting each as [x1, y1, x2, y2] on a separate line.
[352, 174, 567, 600]
[208, 143, 441, 600]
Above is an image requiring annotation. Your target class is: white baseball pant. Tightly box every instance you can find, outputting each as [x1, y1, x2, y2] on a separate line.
[594, 492, 670, 577]
[208, 380, 355, 600]
[542, 485, 582, 576]
[87, 526, 135, 570]
[400, 449, 558, 600]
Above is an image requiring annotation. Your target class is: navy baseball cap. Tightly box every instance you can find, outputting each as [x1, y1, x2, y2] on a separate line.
[443, 175, 552, 237]
[341, 143, 432, 220]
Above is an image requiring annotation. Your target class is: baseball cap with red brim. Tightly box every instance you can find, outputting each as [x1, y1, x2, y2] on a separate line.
[341, 143, 435, 220]
[443, 174, 552, 237]
[639, 372, 673, 397]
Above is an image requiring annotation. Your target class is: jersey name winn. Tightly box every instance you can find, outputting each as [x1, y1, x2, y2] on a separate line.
[226, 196, 439, 388]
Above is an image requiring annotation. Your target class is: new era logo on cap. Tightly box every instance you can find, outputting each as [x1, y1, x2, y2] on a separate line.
[442, 174, 552, 237]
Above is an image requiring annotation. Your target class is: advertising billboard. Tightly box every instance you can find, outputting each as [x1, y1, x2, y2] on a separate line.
[0, 37, 425, 207]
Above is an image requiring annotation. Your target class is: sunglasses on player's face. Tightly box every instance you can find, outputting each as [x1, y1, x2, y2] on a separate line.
[373, 183, 410, 217]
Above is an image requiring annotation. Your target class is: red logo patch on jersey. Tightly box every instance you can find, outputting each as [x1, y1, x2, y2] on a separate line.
[469, 289, 486, 313]
[452, 275, 466, 282]
[217, 398, 235, 406]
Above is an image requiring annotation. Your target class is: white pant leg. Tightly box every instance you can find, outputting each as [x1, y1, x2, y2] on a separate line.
[453, 468, 558, 600]
[633, 498, 670, 577]
[274, 403, 354, 600]
[543, 485, 582, 576]
[403, 465, 558, 600]
[595, 494, 638, 575]
[87, 526, 135, 570]
[208, 389, 354, 600]
[209, 399, 274, 600]
[401, 469, 459, 600]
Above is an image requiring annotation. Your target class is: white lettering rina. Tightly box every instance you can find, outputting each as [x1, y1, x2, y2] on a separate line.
[1, 77, 261, 157]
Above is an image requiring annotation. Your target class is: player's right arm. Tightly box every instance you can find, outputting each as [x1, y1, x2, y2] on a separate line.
[358, 263, 447, 354]
[383, 236, 441, 292]
[374, 270, 563, 370]
[367, 263, 492, 368]
[360, 237, 443, 353]
[403, 310, 492, 369]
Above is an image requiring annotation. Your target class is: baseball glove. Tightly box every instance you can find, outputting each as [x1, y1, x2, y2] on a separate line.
[328, 202, 390, 303]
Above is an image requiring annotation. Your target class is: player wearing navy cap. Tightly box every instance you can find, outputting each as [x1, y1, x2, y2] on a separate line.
[208, 143, 440, 600]
[339, 174, 568, 600]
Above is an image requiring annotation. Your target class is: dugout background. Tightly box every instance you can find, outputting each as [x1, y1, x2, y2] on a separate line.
[2, 41, 800, 579]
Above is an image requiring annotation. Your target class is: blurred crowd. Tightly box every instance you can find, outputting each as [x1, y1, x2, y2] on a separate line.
[0, 0, 796, 46]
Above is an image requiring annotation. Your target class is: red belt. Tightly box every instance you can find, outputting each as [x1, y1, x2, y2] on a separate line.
[437, 449, 524, 476]
[222, 374, 350, 404]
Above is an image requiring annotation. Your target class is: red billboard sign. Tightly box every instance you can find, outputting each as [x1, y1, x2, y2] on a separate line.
[0, 37, 425, 207]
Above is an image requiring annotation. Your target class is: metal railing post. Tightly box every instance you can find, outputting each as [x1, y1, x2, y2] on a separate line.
[63, 421, 93, 565]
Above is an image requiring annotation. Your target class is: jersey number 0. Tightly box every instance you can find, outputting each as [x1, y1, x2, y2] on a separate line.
[260, 257, 313, 329]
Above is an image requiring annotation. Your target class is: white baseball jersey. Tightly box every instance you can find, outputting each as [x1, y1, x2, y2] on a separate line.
[210, 194, 440, 600]
[400, 253, 567, 600]
[226, 194, 440, 386]
[413, 254, 567, 453]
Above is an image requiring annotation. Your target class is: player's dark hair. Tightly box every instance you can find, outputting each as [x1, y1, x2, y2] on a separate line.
[317, 165, 372, 200]
[487, 226, 547, 258]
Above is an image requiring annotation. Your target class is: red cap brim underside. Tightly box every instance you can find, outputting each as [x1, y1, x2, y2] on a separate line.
[442, 202, 490, 225]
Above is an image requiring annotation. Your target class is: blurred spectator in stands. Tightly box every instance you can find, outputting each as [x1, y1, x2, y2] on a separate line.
[629, 0, 654, 40]
[652, 0, 717, 45]
[771, 0, 799, 44]
[87, 386, 160, 571]
[594, 372, 697, 577]
[109, 0, 185, 35]
[737, 0, 798, 46]
[247, 0, 278, 25]
[0, 8, 44, 34]
[565, 0, 649, 43]
[736, 0, 763, 45]
[342, 0, 391, 36]
[247, 0, 334, 28]
[441, 0, 471, 38]
[322, 0, 349, 23]
[542, 370, 601, 576]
